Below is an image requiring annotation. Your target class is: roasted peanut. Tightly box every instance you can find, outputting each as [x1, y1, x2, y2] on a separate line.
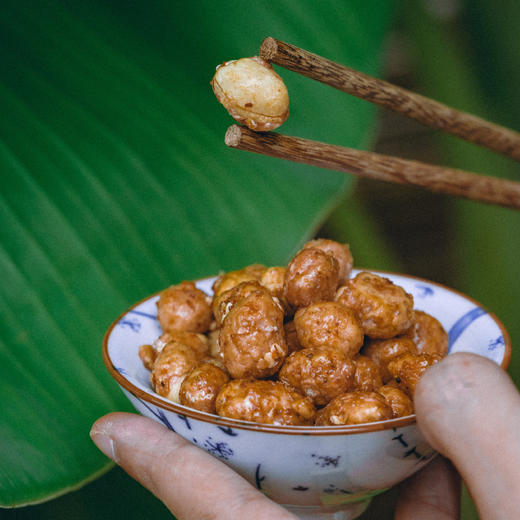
[179, 360, 230, 414]
[153, 330, 210, 357]
[352, 354, 383, 392]
[279, 346, 356, 406]
[138, 344, 156, 371]
[153, 332, 173, 352]
[284, 248, 340, 309]
[361, 336, 418, 383]
[216, 379, 315, 425]
[315, 391, 393, 426]
[156, 281, 212, 334]
[260, 266, 290, 314]
[377, 385, 414, 418]
[151, 341, 203, 403]
[402, 310, 449, 357]
[212, 280, 270, 327]
[294, 301, 364, 357]
[212, 264, 266, 299]
[303, 239, 353, 285]
[387, 352, 442, 396]
[211, 57, 289, 131]
[336, 272, 414, 339]
[219, 292, 287, 379]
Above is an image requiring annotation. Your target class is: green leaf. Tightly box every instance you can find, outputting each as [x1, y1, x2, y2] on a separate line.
[0, 0, 394, 508]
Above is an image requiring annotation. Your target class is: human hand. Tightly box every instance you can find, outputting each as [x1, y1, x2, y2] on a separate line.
[398, 352, 520, 519]
[90, 412, 295, 519]
[90, 352, 520, 519]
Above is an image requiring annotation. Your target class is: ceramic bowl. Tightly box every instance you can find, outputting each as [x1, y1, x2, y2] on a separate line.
[103, 270, 511, 520]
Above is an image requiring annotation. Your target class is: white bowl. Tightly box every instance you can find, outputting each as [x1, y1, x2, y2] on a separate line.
[103, 270, 511, 519]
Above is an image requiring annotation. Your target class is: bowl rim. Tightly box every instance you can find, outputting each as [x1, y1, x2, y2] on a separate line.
[103, 269, 512, 435]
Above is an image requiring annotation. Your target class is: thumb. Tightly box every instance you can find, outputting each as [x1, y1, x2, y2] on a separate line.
[90, 412, 295, 520]
[414, 352, 520, 520]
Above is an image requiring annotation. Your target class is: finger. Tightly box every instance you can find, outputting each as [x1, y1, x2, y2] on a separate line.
[414, 352, 520, 520]
[395, 455, 460, 520]
[90, 412, 296, 520]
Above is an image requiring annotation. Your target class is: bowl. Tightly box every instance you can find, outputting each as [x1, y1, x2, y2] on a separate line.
[103, 269, 511, 520]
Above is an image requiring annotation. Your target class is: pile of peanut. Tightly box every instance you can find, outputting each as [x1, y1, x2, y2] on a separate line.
[138, 239, 447, 427]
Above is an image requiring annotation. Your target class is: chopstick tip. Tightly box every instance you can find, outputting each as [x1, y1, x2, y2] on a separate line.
[260, 37, 278, 61]
[225, 124, 243, 147]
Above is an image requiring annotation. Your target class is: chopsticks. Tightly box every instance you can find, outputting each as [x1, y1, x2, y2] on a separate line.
[224, 37, 520, 210]
[226, 125, 520, 210]
[260, 37, 520, 162]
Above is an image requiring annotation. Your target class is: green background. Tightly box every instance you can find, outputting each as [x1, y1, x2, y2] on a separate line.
[1, 1, 518, 518]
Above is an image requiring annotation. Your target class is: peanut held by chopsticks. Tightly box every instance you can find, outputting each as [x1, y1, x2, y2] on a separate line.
[211, 56, 289, 131]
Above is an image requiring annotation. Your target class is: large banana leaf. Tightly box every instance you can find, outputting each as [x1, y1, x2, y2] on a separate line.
[0, 0, 394, 511]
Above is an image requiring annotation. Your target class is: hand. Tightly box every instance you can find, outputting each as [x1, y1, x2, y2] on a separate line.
[90, 413, 294, 519]
[90, 353, 520, 519]
[399, 352, 520, 519]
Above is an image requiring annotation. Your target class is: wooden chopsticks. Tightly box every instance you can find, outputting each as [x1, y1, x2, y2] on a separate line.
[260, 37, 520, 162]
[224, 37, 520, 210]
[226, 125, 520, 210]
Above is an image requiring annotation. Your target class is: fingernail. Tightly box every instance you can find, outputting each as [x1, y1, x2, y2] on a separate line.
[90, 423, 119, 463]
